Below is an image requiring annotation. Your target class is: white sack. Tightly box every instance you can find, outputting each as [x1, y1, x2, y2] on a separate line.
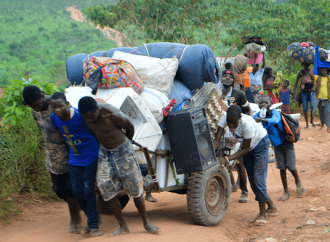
[112, 51, 179, 97]
[243, 43, 267, 55]
[139, 88, 169, 124]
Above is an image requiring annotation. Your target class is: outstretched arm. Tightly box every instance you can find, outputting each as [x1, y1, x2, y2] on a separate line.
[227, 138, 251, 161]
[262, 53, 266, 69]
[293, 71, 301, 100]
[111, 109, 135, 140]
[213, 126, 224, 150]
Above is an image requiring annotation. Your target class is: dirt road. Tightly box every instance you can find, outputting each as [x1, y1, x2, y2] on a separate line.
[67, 6, 126, 47]
[1, 120, 330, 242]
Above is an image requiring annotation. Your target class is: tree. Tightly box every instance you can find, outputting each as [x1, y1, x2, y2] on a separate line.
[83, 0, 330, 68]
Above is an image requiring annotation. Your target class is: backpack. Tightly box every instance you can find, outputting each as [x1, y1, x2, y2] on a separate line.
[275, 112, 301, 143]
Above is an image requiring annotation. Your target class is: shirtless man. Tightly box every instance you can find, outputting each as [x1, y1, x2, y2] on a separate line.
[78, 96, 161, 236]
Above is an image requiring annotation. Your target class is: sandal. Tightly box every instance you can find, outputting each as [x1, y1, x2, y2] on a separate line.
[91, 228, 103, 237]
[266, 207, 279, 216]
[255, 219, 267, 226]
[296, 179, 305, 195]
[278, 193, 290, 201]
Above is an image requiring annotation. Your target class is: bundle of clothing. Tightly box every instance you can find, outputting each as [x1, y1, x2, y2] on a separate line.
[243, 36, 267, 65]
[287, 42, 315, 64]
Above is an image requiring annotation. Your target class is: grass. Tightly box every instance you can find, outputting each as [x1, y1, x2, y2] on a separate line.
[0, 0, 117, 86]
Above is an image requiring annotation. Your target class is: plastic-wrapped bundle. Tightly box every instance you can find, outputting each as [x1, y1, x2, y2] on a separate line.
[162, 44, 220, 90]
[287, 42, 315, 64]
[140, 88, 169, 123]
[137, 42, 186, 58]
[66, 53, 88, 85]
[106, 47, 144, 57]
[112, 51, 178, 97]
[126, 43, 220, 90]
[169, 79, 192, 110]
[90, 51, 107, 57]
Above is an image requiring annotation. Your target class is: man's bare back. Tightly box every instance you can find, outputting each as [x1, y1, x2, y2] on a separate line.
[81, 102, 135, 150]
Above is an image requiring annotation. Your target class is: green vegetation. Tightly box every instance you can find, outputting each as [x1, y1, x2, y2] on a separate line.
[0, 79, 60, 222]
[0, 0, 117, 86]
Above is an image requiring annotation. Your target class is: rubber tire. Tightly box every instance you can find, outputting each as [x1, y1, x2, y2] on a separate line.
[187, 165, 231, 226]
[96, 193, 130, 214]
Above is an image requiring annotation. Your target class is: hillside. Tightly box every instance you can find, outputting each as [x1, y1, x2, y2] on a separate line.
[0, 0, 117, 87]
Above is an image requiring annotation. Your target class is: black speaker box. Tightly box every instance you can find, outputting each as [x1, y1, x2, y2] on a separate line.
[165, 107, 217, 174]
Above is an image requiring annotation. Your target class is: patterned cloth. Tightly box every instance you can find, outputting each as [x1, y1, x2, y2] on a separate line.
[281, 104, 291, 114]
[32, 107, 69, 175]
[97, 139, 143, 201]
[287, 42, 314, 64]
[83, 56, 144, 95]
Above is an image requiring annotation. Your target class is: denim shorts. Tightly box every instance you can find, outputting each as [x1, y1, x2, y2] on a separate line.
[97, 139, 143, 201]
[300, 91, 315, 112]
[274, 140, 296, 171]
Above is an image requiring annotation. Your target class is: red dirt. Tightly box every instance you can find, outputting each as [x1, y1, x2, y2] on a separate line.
[1, 118, 330, 242]
[67, 6, 127, 47]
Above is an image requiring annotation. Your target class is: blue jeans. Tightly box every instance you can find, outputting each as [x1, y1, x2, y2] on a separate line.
[245, 87, 255, 103]
[301, 91, 315, 112]
[69, 159, 99, 229]
[243, 136, 269, 202]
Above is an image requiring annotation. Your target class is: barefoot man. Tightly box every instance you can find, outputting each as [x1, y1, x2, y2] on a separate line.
[213, 105, 278, 224]
[78, 96, 161, 236]
[23, 86, 81, 234]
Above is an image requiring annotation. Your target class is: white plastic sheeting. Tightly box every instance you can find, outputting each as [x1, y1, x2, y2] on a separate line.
[112, 51, 179, 97]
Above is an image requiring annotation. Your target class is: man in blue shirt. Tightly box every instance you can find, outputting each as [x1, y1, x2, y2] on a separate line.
[254, 95, 305, 201]
[50, 92, 102, 237]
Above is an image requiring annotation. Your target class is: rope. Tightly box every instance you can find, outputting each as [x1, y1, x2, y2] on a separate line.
[143, 43, 150, 56]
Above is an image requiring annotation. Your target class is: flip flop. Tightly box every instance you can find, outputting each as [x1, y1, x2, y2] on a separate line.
[278, 193, 290, 201]
[266, 207, 279, 216]
[297, 186, 305, 195]
[304, 126, 309, 129]
[91, 228, 103, 237]
[255, 219, 267, 226]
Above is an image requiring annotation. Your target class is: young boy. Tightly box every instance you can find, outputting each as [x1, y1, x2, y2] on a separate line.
[50, 92, 101, 237]
[254, 95, 305, 201]
[22, 86, 81, 234]
[213, 105, 278, 224]
[314, 67, 330, 131]
[280, 80, 293, 114]
[78, 96, 161, 236]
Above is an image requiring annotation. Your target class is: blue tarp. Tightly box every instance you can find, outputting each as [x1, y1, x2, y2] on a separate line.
[66, 43, 220, 89]
[66, 53, 87, 85]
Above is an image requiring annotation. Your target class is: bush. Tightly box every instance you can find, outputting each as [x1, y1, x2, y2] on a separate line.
[0, 109, 56, 222]
[0, 80, 59, 221]
[0, 80, 59, 125]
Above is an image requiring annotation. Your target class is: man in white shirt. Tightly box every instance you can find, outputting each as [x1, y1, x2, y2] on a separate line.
[213, 105, 278, 224]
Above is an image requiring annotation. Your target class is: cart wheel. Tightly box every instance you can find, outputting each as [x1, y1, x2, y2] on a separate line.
[187, 164, 231, 226]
